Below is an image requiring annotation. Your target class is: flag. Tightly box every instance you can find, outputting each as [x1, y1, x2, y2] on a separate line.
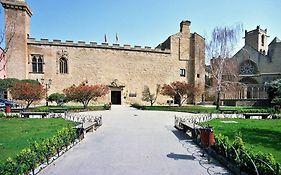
[115, 33, 119, 43]
[104, 34, 107, 43]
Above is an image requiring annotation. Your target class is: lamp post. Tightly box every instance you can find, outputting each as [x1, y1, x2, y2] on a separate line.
[41, 78, 52, 106]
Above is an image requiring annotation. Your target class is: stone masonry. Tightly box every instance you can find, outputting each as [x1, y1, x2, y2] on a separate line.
[1, 0, 205, 105]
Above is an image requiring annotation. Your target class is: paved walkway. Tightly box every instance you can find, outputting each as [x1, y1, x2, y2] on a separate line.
[39, 106, 231, 175]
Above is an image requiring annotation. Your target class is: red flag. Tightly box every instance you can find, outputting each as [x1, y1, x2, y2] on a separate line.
[104, 34, 107, 43]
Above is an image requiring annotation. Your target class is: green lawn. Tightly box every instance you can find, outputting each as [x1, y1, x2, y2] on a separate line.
[203, 119, 281, 164]
[142, 105, 273, 113]
[0, 118, 76, 162]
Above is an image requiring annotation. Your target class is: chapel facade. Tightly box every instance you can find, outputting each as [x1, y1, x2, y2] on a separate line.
[233, 26, 281, 99]
[1, 0, 205, 105]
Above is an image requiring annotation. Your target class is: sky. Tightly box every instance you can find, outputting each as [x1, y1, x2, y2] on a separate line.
[1, 0, 281, 53]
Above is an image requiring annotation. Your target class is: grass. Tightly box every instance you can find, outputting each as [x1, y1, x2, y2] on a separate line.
[202, 119, 281, 164]
[141, 105, 274, 113]
[0, 118, 76, 162]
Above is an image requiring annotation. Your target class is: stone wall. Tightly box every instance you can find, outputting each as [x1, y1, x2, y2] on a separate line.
[27, 36, 200, 105]
[2, 0, 206, 105]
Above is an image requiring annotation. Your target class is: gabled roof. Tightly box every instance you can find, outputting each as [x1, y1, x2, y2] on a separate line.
[269, 37, 281, 45]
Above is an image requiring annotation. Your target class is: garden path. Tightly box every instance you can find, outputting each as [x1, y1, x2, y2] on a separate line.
[39, 105, 231, 175]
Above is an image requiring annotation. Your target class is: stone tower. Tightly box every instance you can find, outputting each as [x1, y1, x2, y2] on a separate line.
[1, 0, 32, 79]
[176, 20, 205, 103]
[245, 25, 268, 55]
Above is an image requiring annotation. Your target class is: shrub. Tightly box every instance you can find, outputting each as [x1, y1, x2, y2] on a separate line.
[0, 127, 78, 175]
[131, 103, 144, 110]
[272, 113, 281, 119]
[103, 103, 111, 110]
[212, 133, 279, 174]
[0, 113, 20, 118]
[48, 93, 66, 106]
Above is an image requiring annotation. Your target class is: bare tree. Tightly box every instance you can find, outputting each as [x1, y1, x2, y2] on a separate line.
[206, 24, 243, 110]
[142, 84, 160, 106]
[0, 8, 17, 72]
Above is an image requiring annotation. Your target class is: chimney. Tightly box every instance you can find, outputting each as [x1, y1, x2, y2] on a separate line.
[180, 20, 191, 33]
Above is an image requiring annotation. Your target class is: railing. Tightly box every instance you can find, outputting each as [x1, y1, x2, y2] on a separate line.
[175, 115, 280, 175]
[63, 112, 102, 125]
[175, 113, 245, 127]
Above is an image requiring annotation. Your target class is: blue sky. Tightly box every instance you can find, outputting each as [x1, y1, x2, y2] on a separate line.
[1, 0, 281, 51]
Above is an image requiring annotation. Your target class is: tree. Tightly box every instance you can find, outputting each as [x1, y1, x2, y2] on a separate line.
[267, 79, 281, 105]
[48, 93, 66, 106]
[10, 82, 45, 109]
[206, 24, 243, 110]
[63, 83, 109, 108]
[0, 78, 20, 92]
[160, 81, 195, 107]
[142, 84, 160, 106]
[0, 78, 39, 91]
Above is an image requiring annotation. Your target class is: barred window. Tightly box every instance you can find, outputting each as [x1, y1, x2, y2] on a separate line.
[31, 55, 44, 73]
[180, 69, 186, 77]
[59, 57, 68, 74]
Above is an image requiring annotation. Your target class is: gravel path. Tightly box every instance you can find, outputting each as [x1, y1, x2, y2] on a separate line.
[39, 105, 231, 175]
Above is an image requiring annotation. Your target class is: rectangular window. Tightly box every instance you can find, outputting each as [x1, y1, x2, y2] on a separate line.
[180, 69, 186, 77]
[129, 92, 137, 97]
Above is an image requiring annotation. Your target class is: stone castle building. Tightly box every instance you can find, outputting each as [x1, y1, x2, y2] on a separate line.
[233, 26, 281, 100]
[1, 0, 205, 105]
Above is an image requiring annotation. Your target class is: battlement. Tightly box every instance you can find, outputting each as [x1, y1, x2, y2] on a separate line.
[27, 38, 171, 54]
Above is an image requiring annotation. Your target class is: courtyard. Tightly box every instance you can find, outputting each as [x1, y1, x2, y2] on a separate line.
[39, 105, 230, 175]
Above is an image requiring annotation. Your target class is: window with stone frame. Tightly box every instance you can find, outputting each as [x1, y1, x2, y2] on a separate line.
[180, 68, 186, 77]
[31, 55, 44, 73]
[59, 57, 68, 74]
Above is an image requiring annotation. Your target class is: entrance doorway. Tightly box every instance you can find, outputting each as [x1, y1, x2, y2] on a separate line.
[111, 91, 121, 105]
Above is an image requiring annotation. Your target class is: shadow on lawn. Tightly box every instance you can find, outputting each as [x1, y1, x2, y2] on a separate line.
[240, 127, 281, 151]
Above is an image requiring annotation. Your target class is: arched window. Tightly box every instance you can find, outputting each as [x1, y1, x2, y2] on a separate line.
[32, 56, 37, 72]
[59, 57, 68, 74]
[31, 55, 44, 73]
[38, 56, 43, 72]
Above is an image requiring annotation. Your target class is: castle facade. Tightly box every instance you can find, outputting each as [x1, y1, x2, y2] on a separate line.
[1, 0, 205, 105]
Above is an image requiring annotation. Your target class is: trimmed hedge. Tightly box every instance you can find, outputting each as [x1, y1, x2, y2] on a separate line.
[0, 113, 20, 118]
[0, 127, 78, 175]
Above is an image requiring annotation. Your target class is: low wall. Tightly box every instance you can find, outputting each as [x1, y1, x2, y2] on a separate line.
[221, 99, 272, 107]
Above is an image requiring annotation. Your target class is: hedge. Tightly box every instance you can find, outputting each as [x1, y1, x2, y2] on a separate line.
[0, 127, 78, 175]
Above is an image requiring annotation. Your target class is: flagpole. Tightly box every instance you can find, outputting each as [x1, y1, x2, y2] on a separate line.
[104, 34, 107, 43]
[115, 33, 118, 44]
